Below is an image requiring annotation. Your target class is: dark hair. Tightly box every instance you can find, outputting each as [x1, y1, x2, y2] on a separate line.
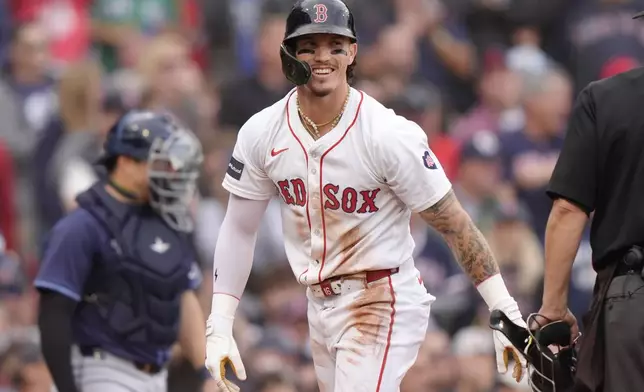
[347, 57, 357, 85]
[103, 156, 118, 173]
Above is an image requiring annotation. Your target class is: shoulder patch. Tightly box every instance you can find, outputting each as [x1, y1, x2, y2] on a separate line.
[226, 156, 244, 180]
[422, 151, 437, 170]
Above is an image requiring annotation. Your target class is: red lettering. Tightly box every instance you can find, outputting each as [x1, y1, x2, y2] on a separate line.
[277, 180, 295, 205]
[323, 184, 340, 210]
[357, 189, 381, 213]
[291, 179, 307, 206]
[323, 185, 380, 213]
[341, 187, 358, 213]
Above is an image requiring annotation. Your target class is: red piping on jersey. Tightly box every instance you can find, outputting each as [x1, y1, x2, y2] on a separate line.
[376, 275, 396, 392]
[286, 90, 312, 231]
[318, 91, 364, 283]
[298, 268, 309, 284]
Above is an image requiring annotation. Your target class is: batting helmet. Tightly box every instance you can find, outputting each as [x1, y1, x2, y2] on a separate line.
[98, 110, 203, 232]
[280, 0, 357, 86]
[489, 310, 578, 392]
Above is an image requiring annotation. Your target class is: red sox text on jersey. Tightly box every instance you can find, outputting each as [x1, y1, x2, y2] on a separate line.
[277, 179, 380, 213]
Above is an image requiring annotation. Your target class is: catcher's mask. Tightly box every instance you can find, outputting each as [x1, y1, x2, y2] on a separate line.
[147, 126, 203, 233]
[489, 310, 579, 392]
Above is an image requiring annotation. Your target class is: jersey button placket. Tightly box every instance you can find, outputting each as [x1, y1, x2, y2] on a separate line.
[308, 156, 323, 269]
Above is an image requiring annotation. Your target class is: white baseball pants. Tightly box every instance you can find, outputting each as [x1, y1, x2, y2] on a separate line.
[306, 261, 434, 392]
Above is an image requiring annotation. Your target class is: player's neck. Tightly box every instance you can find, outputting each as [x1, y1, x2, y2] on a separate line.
[105, 174, 146, 204]
[297, 84, 350, 136]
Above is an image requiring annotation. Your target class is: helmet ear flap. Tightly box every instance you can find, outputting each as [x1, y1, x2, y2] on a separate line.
[280, 43, 311, 86]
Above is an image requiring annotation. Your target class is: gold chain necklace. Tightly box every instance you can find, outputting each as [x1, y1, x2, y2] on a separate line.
[297, 87, 351, 139]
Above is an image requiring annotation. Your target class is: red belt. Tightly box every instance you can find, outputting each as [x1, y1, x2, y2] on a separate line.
[317, 267, 399, 297]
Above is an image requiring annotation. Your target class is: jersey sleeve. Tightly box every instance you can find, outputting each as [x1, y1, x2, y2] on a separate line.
[34, 211, 97, 302]
[374, 118, 452, 213]
[547, 86, 598, 212]
[221, 117, 276, 200]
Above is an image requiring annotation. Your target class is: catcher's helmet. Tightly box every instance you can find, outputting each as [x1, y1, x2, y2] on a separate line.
[280, 0, 357, 86]
[97, 111, 203, 232]
[98, 111, 176, 166]
[489, 310, 578, 392]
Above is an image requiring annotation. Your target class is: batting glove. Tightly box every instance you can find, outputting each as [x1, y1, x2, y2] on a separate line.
[205, 295, 247, 392]
[477, 274, 528, 382]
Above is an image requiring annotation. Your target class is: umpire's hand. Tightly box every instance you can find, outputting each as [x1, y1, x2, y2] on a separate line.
[534, 306, 580, 345]
[205, 313, 247, 392]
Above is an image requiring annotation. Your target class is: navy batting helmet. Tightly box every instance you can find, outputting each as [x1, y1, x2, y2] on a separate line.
[98, 110, 203, 232]
[280, 0, 357, 86]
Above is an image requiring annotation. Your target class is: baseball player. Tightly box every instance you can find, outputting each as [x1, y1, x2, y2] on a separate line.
[34, 111, 215, 392]
[205, 1, 528, 391]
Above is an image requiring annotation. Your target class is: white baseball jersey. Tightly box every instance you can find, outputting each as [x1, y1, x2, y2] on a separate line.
[223, 87, 452, 285]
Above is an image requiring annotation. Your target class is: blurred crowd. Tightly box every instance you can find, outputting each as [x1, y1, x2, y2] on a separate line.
[0, 0, 641, 391]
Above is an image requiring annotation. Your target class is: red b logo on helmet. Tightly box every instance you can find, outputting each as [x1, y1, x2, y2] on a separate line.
[313, 4, 328, 23]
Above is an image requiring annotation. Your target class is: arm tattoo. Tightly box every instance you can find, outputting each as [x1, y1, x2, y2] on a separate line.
[419, 190, 499, 285]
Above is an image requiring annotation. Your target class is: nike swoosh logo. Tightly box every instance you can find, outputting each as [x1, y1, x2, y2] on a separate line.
[271, 148, 289, 157]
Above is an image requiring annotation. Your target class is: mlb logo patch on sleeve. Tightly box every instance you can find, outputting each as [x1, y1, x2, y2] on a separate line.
[422, 151, 437, 170]
[227, 156, 245, 180]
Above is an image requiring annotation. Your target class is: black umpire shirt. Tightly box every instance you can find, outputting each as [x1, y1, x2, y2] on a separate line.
[547, 67, 644, 270]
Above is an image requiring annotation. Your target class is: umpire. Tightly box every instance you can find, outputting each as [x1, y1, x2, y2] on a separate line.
[34, 111, 214, 392]
[537, 11, 644, 392]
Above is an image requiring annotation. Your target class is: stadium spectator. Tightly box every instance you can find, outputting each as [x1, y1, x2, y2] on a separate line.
[454, 131, 503, 233]
[498, 66, 573, 243]
[0, 21, 58, 257]
[450, 47, 523, 143]
[486, 202, 544, 313]
[217, 13, 291, 132]
[90, 0, 184, 73]
[11, 0, 91, 69]
[401, 326, 458, 392]
[137, 33, 214, 136]
[50, 60, 103, 212]
[452, 326, 497, 392]
[0, 144, 17, 253]
[0, 341, 52, 392]
[0, 21, 57, 161]
[560, 0, 644, 93]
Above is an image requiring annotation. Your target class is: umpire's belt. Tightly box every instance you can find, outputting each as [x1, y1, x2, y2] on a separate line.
[79, 346, 163, 375]
[613, 245, 644, 278]
[309, 268, 399, 298]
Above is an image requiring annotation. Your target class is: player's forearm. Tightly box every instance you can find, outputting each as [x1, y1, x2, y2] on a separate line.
[179, 291, 208, 369]
[420, 190, 500, 285]
[38, 291, 80, 392]
[542, 198, 588, 311]
[211, 195, 268, 301]
[211, 223, 257, 300]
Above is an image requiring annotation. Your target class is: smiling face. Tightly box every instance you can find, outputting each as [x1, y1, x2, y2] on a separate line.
[293, 33, 357, 97]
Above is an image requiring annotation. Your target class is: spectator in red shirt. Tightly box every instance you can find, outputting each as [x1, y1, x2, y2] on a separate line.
[11, 0, 91, 69]
[0, 140, 17, 252]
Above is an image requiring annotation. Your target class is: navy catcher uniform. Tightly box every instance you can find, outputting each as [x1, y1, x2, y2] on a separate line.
[34, 111, 206, 392]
